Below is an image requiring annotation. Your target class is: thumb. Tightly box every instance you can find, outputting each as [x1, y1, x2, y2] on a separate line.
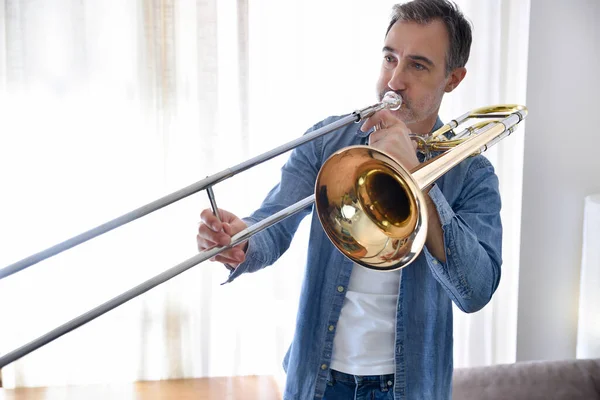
[222, 222, 234, 236]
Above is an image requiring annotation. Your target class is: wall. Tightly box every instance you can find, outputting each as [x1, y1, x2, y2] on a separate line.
[517, 0, 600, 361]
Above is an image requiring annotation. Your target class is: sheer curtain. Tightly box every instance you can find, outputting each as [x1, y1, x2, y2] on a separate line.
[442, 0, 531, 368]
[0, 0, 529, 389]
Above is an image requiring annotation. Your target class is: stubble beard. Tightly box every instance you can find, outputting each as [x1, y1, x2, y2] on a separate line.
[378, 88, 444, 127]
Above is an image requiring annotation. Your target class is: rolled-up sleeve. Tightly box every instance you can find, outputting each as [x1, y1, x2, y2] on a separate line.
[424, 157, 503, 313]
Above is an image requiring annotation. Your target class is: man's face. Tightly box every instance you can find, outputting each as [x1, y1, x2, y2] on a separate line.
[376, 19, 457, 127]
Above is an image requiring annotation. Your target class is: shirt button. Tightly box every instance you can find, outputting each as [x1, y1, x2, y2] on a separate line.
[328, 325, 335, 332]
[337, 286, 345, 293]
[387, 380, 393, 386]
[321, 364, 328, 370]
[432, 259, 438, 265]
[447, 248, 452, 255]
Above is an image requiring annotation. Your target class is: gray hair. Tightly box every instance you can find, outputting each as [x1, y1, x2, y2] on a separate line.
[386, 0, 472, 75]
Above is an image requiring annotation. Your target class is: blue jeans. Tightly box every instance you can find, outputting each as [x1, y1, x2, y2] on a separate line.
[323, 369, 394, 400]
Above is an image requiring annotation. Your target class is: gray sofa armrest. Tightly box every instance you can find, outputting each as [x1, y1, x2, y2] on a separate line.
[452, 358, 600, 400]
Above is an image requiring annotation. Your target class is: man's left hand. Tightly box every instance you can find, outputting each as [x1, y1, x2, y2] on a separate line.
[360, 109, 420, 171]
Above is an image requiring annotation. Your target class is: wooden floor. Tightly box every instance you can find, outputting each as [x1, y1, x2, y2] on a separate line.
[0, 376, 282, 400]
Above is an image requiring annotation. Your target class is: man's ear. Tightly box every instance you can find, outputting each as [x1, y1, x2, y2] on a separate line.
[445, 67, 467, 93]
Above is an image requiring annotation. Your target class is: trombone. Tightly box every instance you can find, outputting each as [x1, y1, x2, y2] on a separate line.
[0, 92, 527, 368]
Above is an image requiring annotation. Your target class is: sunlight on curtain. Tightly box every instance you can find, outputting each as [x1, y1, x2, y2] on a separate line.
[0, 0, 529, 389]
[0, 0, 255, 388]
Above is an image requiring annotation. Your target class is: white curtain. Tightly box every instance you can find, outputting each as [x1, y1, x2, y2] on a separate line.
[445, 0, 531, 368]
[0, 0, 529, 389]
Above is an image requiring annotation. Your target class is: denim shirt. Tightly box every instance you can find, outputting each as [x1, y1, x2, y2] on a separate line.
[224, 114, 502, 400]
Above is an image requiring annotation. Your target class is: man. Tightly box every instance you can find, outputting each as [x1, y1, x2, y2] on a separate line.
[197, 1, 502, 399]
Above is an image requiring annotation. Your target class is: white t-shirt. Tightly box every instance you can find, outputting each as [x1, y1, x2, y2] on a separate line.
[330, 263, 401, 375]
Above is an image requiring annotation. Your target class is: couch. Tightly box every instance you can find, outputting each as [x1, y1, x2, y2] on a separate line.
[452, 358, 600, 400]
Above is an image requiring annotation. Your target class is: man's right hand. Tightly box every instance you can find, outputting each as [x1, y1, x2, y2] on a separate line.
[197, 208, 248, 268]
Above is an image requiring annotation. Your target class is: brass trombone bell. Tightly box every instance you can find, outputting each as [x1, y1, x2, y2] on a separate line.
[316, 147, 427, 270]
[315, 103, 527, 270]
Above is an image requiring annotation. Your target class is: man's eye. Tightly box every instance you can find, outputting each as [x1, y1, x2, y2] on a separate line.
[384, 55, 395, 63]
[413, 62, 426, 71]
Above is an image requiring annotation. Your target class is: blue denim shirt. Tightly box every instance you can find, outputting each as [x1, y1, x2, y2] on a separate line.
[225, 114, 502, 400]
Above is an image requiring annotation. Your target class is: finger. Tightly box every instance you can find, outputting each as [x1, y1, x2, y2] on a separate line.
[368, 130, 381, 146]
[212, 255, 241, 265]
[364, 109, 402, 132]
[215, 208, 238, 223]
[196, 234, 215, 246]
[222, 223, 234, 236]
[200, 209, 222, 231]
[196, 236, 246, 262]
[369, 129, 402, 147]
[197, 234, 218, 252]
[197, 225, 231, 246]
[361, 113, 384, 133]
[213, 248, 245, 264]
[376, 109, 399, 124]
[211, 208, 240, 225]
[200, 241, 241, 264]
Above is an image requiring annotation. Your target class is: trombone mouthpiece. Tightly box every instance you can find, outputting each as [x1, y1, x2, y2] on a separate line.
[355, 91, 403, 120]
[382, 91, 402, 111]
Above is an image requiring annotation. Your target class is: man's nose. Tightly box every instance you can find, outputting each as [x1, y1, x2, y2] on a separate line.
[387, 66, 408, 91]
